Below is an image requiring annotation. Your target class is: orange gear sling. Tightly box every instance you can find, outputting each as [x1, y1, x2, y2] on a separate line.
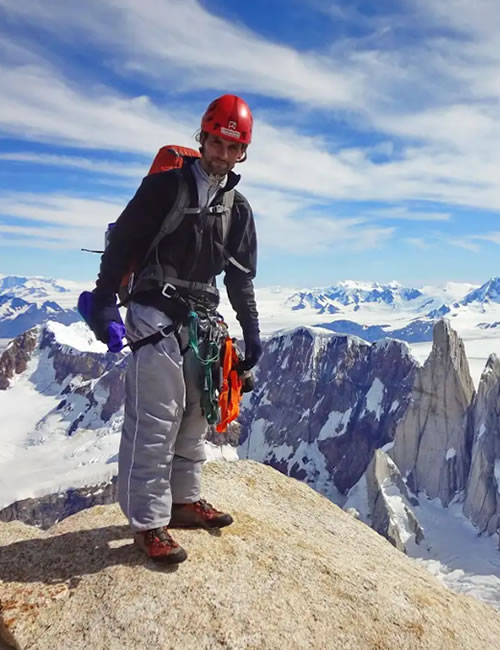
[216, 336, 243, 432]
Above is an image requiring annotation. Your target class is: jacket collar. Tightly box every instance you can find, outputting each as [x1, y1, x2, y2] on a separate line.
[185, 157, 240, 192]
[225, 170, 241, 191]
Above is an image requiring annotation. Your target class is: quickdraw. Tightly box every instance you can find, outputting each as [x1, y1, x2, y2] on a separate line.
[186, 309, 248, 431]
[186, 310, 224, 426]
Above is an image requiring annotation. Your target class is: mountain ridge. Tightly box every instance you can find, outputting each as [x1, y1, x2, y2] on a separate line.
[2, 318, 500, 610]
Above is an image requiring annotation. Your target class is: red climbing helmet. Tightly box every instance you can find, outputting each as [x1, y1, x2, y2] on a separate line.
[201, 94, 253, 145]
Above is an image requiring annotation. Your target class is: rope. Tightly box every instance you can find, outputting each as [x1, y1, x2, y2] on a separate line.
[187, 310, 226, 425]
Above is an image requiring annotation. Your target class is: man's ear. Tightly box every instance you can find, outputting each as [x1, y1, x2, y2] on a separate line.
[237, 145, 248, 163]
[198, 130, 207, 155]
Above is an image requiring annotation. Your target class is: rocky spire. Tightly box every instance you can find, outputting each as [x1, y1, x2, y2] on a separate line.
[0, 328, 37, 390]
[391, 320, 475, 505]
[464, 354, 500, 534]
[345, 449, 424, 552]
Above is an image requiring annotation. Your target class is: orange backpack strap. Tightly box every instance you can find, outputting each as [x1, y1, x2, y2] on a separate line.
[117, 145, 200, 304]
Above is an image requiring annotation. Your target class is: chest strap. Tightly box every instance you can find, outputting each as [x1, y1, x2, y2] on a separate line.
[133, 269, 219, 300]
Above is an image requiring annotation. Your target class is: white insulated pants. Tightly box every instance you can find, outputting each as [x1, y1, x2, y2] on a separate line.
[118, 302, 207, 531]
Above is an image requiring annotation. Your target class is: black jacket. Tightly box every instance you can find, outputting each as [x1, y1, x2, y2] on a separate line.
[95, 161, 259, 333]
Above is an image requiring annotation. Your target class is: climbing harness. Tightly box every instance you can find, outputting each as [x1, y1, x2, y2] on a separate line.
[128, 288, 247, 430]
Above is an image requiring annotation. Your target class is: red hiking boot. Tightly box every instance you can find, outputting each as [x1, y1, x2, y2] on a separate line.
[134, 526, 187, 563]
[170, 499, 234, 529]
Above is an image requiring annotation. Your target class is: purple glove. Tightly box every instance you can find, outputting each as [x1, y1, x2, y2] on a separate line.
[77, 291, 125, 353]
[240, 323, 262, 371]
[107, 321, 126, 353]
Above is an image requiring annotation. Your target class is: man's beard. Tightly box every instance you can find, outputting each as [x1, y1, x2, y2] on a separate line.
[206, 157, 231, 176]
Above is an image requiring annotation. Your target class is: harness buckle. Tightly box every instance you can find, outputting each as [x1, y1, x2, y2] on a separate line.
[161, 282, 177, 298]
[208, 205, 226, 215]
[160, 323, 175, 337]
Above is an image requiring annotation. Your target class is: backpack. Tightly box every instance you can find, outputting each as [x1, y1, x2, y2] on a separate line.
[112, 145, 235, 304]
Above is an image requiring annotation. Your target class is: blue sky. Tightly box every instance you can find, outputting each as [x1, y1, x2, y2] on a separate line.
[1, 0, 500, 288]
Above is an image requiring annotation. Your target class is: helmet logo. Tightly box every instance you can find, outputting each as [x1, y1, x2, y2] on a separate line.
[220, 121, 241, 139]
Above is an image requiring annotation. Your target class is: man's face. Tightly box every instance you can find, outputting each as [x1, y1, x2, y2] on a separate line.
[201, 133, 245, 176]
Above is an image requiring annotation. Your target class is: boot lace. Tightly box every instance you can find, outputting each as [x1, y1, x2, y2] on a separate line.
[146, 527, 176, 547]
[197, 499, 218, 513]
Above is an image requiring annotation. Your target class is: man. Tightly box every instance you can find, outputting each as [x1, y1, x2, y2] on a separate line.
[86, 94, 261, 563]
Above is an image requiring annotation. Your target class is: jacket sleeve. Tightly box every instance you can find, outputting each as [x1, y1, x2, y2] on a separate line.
[223, 193, 260, 334]
[94, 173, 175, 297]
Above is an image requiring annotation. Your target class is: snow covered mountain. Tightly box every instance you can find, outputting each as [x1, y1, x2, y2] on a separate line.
[0, 294, 79, 338]
[1, 273, 499, 344]
[2, 318, 500, 608]
[0, 274, 85, 307]
[238, 320, 500, 608]
[0, 321, 233, 517]
[272, 278, 500, 324]
[1, 316, 494, 522]
[236, 317, 500, 544]
[0, 322, 125, 510]
[239, 328, 416, 499]
[462, 276, 500, 306]
[238, 320, 479, 507]
[226, 279, 496, 349]
[2, 273, 500, 389]
[1, 272, 500, 393]
[315, 318, 436, 343]
[0, 275, 85, 338]
[245, 279, 500, 385]
[286, 280, 424, 310]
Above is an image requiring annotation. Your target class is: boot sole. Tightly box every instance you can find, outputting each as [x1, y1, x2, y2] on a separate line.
[169, 517, 234, 530]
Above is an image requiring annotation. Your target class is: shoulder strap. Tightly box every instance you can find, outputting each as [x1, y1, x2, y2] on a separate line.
[142, 172, 191, 263]
[221, 189, 235, 245]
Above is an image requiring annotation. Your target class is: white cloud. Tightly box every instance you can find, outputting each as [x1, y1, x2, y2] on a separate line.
[404, 237, 431, 250]
[417, 0, 500, 40]
[0, 193, 125, 252]
[0, 224, 97, 250]
[0, 62, 196, 154]
[245, 183, 394, 253]
[0, 152, 145, 178]
[0, 0, 360, 109]
[446, 238, 481, 253]
[472, 232, 500, 246]
[368, 207, 451, 222]
[0, 193, 124, 229]
[0, 186, 395, 255]
[1, 0, 500, 251]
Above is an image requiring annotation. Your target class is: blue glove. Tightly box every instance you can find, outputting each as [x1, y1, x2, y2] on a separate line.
[240, 323, 262, 371]
[77, 291, 125, 353]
